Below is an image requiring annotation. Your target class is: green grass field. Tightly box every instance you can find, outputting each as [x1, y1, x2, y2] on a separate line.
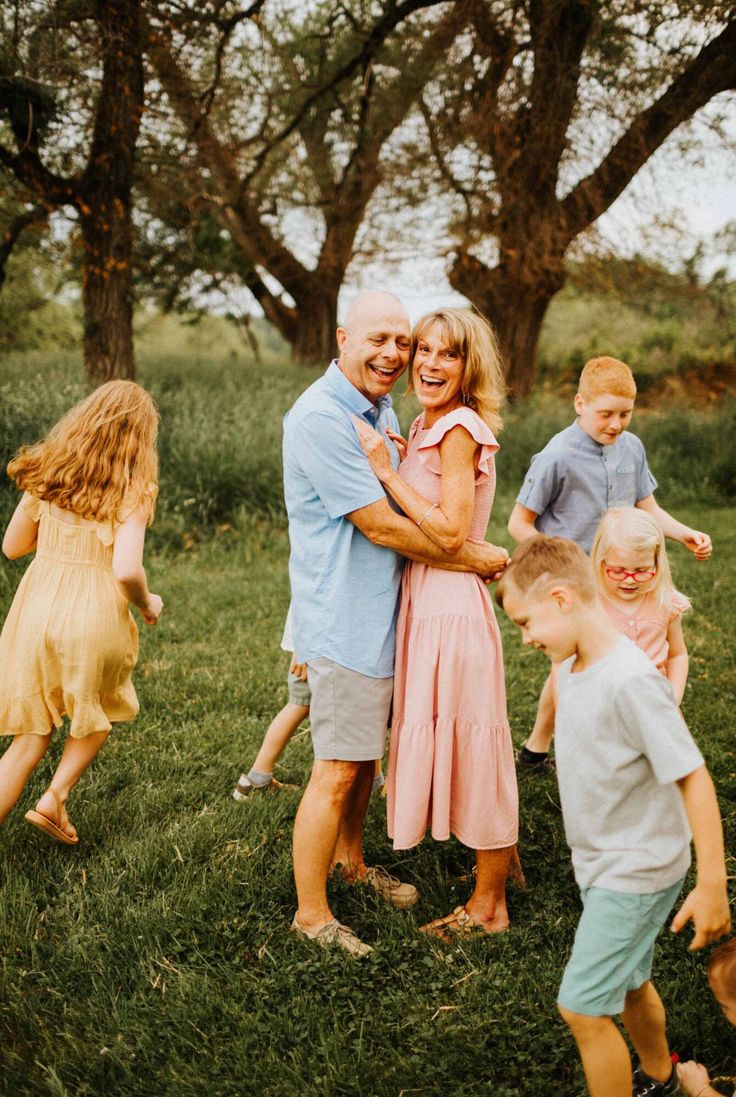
[0, 350, 734, 1096]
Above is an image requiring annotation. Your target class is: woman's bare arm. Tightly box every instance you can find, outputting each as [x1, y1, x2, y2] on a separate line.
[353, 417, 478, 553]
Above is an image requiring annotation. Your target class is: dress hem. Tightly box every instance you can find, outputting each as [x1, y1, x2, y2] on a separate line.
[389, 827, 520, 852]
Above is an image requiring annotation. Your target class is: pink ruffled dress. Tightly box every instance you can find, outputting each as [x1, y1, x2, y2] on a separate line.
[601, 590, 690, 675]
[0, 493, 139, 739]
[386, 407, 518, 851]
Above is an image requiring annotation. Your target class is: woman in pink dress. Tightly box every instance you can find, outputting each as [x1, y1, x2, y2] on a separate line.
[354, 308, 518, 937]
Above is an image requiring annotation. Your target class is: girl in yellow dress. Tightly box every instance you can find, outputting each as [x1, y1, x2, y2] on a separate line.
[0, 380, 162, 844]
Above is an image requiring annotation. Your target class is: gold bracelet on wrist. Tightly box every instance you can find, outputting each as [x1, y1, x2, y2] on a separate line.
[417, 503, 438, 529]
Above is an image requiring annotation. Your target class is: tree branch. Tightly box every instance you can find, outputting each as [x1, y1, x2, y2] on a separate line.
[145, 21, 311, 298]
[561, 18, 736, 241]
[0, 202, 48, 289]
[521, 0, 594, 202]
[316, 3, 462, 281]
[0, 142, 77, 207]
[418, 96, 474, 217]
[243, 0, 450, 184]
[197, 0, 269, 122]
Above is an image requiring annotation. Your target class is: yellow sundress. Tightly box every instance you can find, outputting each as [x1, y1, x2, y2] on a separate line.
[0, 493, 139, 738]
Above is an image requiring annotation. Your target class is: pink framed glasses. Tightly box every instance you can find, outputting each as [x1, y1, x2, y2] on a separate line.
[604, 565, 657, 582]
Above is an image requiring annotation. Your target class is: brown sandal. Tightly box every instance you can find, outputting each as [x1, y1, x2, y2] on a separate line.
[420, 905, 509, 942]
[24, 788, 79, 845]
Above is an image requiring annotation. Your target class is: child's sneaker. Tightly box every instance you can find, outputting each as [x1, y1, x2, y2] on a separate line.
[515, 744, 556, 772]
[371, 773, 386, 797]
[232, 773, 296, 799]
[632, 1064, 679, 1096]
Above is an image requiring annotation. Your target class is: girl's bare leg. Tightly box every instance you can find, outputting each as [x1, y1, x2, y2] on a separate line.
[0, 734, 52, 825]
[252, 703, 309, 774]
[32, 730, 110, 835]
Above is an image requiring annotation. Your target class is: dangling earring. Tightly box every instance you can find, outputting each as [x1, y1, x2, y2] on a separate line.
[462, 392, 470, 406]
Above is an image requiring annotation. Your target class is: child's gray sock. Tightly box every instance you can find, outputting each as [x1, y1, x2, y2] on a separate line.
[247, 768, 273, 787]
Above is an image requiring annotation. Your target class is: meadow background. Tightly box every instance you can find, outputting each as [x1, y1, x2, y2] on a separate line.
[0, 293, 734, 1096]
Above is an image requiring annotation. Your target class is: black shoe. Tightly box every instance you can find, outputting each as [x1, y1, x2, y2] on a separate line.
[632, 1064, 679, 1096]
[515, 745, 556, 772]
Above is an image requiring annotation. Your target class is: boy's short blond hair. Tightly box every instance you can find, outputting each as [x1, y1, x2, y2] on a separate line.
[495, 536, 597, 608]
[708, 938, 736, 997]
[578, 356, 636, 401]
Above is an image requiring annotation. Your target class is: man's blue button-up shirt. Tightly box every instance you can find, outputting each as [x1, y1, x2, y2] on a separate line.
[283, 361, 403, 678]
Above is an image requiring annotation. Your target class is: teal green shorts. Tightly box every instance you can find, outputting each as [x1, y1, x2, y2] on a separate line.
[557, 877, 685, 1016]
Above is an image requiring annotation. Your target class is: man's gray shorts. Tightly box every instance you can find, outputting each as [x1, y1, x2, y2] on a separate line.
[306, 657, 392, 761]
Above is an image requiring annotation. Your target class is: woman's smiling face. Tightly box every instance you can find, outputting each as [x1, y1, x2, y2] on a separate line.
[412, 323, 465, 422]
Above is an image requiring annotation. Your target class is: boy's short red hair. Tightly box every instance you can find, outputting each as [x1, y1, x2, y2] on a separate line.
[578, 356, 636, 401]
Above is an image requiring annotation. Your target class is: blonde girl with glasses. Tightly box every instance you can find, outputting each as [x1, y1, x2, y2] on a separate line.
[0, 380, 162, 844]
[590, 506, 690, 704]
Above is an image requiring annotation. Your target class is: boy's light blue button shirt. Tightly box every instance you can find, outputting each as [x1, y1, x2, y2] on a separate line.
[283, 361, 403, 678]
[517, 421, 657, 552]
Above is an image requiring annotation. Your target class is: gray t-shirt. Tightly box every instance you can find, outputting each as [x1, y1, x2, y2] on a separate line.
[555, 636, 704, 893]
[517, 422, 657, 552]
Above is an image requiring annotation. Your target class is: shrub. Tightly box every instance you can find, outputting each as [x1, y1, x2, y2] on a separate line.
[1, 347, 733, 553]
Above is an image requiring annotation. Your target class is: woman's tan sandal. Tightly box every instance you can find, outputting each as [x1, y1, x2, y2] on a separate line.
[420, 905, 509, 941]
[24, 788, 79, 845]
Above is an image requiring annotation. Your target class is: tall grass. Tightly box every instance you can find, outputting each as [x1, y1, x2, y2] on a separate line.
[1, 343, 734, 557]
[0, 505, 733, 1097]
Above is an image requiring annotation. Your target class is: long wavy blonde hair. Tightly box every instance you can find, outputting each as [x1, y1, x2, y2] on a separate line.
[409, 308, 507, 434]
[8, 380, 159, 524]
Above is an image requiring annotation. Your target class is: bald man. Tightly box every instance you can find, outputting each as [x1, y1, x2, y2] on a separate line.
[283, 291, 507, 955]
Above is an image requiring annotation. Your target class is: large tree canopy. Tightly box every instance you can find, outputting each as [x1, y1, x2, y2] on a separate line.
[417, 0, 736, 394]
[1, 1, 734, 389]
[141, 0, 454, 363]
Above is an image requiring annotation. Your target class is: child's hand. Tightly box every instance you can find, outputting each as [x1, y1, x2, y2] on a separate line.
[289, 655, 308, 681]
[351, 415, 394, 483]
[143, 593, 164, 625]
[385, 429, 408, 460]
[676, 1061, 717, 1097]
[670, 883, 731, 950]
[683, 529, 712, 560]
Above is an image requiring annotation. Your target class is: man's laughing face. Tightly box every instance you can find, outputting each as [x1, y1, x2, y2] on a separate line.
[337, 303, 410, 403]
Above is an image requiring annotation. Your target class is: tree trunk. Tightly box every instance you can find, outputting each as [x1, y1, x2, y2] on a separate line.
[450, 247, 565, 399]
[291, 285, 340, 365]
[79, 205, 136, 382]
[79, 0, 144, 384]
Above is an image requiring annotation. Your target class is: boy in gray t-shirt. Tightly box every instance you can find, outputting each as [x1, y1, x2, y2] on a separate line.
[496, 536, 730, 1097]
[507, 355, 712, 770]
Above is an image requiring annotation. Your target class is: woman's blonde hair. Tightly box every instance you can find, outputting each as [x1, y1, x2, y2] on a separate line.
[8, 380, 159, 524]
[590, 508, 684, 610]
[409, 308, 506, 433]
